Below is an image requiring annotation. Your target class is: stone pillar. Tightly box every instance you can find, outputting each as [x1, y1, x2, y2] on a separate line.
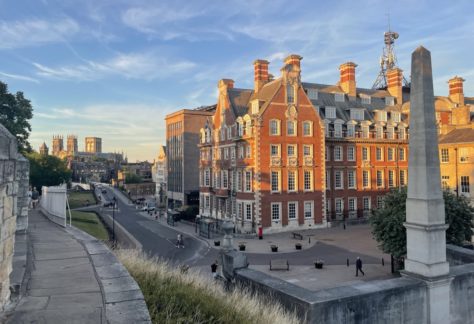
[221, 219, 234, 251]
[403, 46, 450, 324]
[15, 155, 29, 233]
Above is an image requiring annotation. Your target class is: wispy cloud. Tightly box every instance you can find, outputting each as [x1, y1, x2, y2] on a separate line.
[0, 18, 79, 49]
[33, 51, 196, 81]
[0, 71, 39, 83]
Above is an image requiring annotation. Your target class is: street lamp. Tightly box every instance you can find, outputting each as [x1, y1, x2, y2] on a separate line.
[112, 196, 117, 246]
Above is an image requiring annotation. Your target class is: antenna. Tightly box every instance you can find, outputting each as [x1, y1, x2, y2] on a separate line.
[372, 20, 410, 89]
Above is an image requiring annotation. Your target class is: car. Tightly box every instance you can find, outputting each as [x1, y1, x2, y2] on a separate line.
[141, 205, 156, 212]
[101, 190, 107, 194]
[103, 201, 115, 207]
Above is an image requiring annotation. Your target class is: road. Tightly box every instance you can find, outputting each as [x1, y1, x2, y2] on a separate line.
[93, 185, 380, 268]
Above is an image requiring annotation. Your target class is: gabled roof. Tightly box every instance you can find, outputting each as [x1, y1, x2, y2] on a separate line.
[439, 128, 474, 144]
[228, 88, 253, 117]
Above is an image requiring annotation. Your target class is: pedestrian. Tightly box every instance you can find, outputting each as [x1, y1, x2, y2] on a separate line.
[177, 234, 184, 248]
[27, 186, 32, 208]
[31, 187, 39, 208]
[356, 257, 365, 277]
[211, 260, 218, 279]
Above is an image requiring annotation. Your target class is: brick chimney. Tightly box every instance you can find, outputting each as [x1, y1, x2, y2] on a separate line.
[448, 76, 465, 106]
[218, 79, 234, 91]
[284, 54, 302, 68]
[254, 60, 269, 94]
[339, 62, 357, 97]
[387, 68, 403, 104]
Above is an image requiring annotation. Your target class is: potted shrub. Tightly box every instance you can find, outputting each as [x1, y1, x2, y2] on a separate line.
[214, 240, 220, 246]
[315, 259, 324, 269]
[239, 243, 246, 251]
[271, 245, 278, 252]
[295, 243, 302, 250]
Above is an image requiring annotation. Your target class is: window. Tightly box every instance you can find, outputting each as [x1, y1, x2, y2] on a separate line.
[227, 127, 232, 139]
[237, 171, 242, 191]
[376, 126, 384, 139]
[399, 127, 406, 140]
[326, 107, 336, 118]
[288, 202, 297, 220]
[224, 148, 229, 160]
[307, 88, 318, 100]
[287, 84, 295, 104]
[271, 203, 281, 221]
[361, 95, 371, 104]
[238, 146, 244, 159]
[334, 146, 343, 161]
[363, 170, 370, 188]
[270, 144, 280, 157]
[388, 170, 395, 188]
[245, 120, 252, 136]
[288, 170, 297, 192]
[244, 171, 252, 192]
[348, 198, 357, 212]
[460, 148, 469, 162]
[362, 147, 370, 161]
[251, 100, 259, 114]
[386, 96, 395, 106]
[287, 145, 296, 157]
[376, 170, 384, 188]
[335, 93, 345, 102]
[303, 145, 313, 157]
[287, 120, 296, 136]
[363, 197, 371, 210]
[441, 149, 449, 163]
[326, 170, 330, 190]
[377, 111, 387, 122]
[376, 147, 384, 161]
[388, 148, 394, 161]
[304, 170, 313, 191]
[271, 171, 280, 192]
[350, 109, 364, 120]
[326, 199, 331, 215]
[347, 124, 355, 137]
[387, 127, 394, 140]
[303, 121, 312, 136]
[335, 198, 344, 213]
[335, 170, 344, 189]
[334, 123, 342, 138]
[204, 169, 210, 186]
[270, 120, 280, 135]
[442, 175, 450, 190]
[246, 145, 251, 158]
[399, 148, 406, 161]
[399, 170, 406, 186]
[231, 147, 235, 159]
[245, 203, 252, 220]
[220, 128, 225, 141]
[377, 196, 384, 209]
[461, 176, 470, 193]
[304, 201, 313, 219]
[222, 170, 228, 189]
[348, 170, 356, 189]
[205, 196, 210, 208]
[347, 146, 355, 161]
[325, 146, 330, 161]
[362, 125, 369, 138]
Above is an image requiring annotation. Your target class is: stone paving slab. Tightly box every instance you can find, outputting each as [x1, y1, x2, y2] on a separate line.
[106, 299, 151, 324]
[8, 307, 103, 324]
[95, 262, 129, 280]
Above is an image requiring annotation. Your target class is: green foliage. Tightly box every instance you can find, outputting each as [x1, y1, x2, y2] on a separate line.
[370, 187, 474, 259]
[71, 211, 108, 240]
[26, 152, 72, 191]
[125, 173, 143, 184]
[0, 81, 33, 152]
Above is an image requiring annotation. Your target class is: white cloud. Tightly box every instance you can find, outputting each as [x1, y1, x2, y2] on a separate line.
[33, 52, 196, 81]
[0, 18, 79, 49]
[0, 71, 39, 83]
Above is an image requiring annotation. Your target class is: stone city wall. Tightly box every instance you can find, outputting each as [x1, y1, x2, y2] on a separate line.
[0, 124, 28, 311]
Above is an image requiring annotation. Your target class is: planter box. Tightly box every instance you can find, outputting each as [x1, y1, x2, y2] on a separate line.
[271, 246, 278, 252]
[214, 241, 220, 246]
[239, 245, 246, 251]
[295, 244, 302, 250]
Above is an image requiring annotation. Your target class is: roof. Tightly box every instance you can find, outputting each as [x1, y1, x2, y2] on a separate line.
[439, 128, 474, 144]
[228, 88, 253, 117]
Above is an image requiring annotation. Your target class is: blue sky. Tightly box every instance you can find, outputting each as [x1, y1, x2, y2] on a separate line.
[1, 0, 473, 161]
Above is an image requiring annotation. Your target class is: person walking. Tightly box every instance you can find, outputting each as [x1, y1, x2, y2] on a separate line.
[176, 234, 184, 248]
[211, 260, 218, 279]
[356, 257, 365, 277]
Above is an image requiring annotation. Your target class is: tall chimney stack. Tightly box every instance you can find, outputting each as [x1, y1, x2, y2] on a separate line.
[254, 60, 269, 94]
[339, 62, 357, 97]
[284, 54, 302, 68]
[387, 68, 403, 104]
[448, 76, 465, 106]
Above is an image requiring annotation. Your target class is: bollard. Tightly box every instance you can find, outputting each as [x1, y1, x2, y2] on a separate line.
[382, 258, 385, 266]
[343, 223, 346, 230]
[347, 258, 349, 267]
[308, 237, 311, 244]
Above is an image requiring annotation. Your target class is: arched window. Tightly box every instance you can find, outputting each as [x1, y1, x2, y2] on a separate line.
[287, 83, 295, 104]
[303, 121, 313, 136]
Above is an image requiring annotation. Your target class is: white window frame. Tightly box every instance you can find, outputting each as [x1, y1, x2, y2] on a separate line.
[400, 170, 407, 186]
[270, 144, 280, 157]
[303, 144, 313, 157]
[271, 170, 281, 193]
[376, 147, 384, 161]
[386, 96, 395, 106]
[244, 171, 252, 192]
[347, 124, 355, 137]
[288, 201, 298, 220]
[441, 148, 449, 163]
[399, 148, 406, 161]
[461, 176, 470, 194]
[303, 170, 313, 191]
[348, 170, 356, 189]
[334, 170, 344, 190]
[347, 146, 355, 161]
[388, 170, 395, 188]
[362, 147, 370, 161]
[326, 170, 330, 190]
[326, 107, 336, 118]
[376, 170, 384, 188]
[350, 109, 364, 121]
[271, 202, 282, 221]
[303, 121, 313, 136]
[304, 201, 314, 219]
[335, 198, 344, 214]
[348, 197, 357, 212]
[363, 170, 370, 189]
[334, 146, 343, 161]
[287, 120, 297, 136]
[334, 123, 342, 138]
[245, 202, 252, 220]
[363, 197, 371, 210]
[288, 170, 297, 192]
[287, 144, 297, 157]
[334, 93, 345, 102]
[388, 147, 394, 161]
[307, 88, 318, 100]
[270, 119, 281, 136]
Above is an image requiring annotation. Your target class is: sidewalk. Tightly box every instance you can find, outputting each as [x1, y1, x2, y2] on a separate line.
[3, 209, 150, 324]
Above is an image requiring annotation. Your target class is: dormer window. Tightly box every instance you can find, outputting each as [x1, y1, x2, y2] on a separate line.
[399, 127, 406, 140]
[287, 83, 295, 104]
[326, 107, 336, 119]
[350, 109, 364, 121]
[387, 126, 394, 139]
[361, 95, 371, 104]
[385, 96, 395, 106]
[237, 122, 243, 137]
[362, 125, 369, 138]
[334, 124, 342, 138]
[377, 111, 387, 122]
[251, 100, 259, 114]
[307, 88, 318, 100]
[347, 124, 355, 137]
[391, 112, 401, 123]
[376, 126, 384, 139]
[334, 93, 345, 102]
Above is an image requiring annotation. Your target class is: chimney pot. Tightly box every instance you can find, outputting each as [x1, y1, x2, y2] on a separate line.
[254, 59, 270, 94]
[448, 76, 465, 106]
[339, 62, 357, 97]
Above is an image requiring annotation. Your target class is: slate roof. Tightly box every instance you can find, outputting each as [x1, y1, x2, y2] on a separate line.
[228, 88, 253, 117]
[439, 128, 474, 144]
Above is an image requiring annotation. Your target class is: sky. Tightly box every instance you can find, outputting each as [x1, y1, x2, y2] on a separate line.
[1, 0, 473, 161]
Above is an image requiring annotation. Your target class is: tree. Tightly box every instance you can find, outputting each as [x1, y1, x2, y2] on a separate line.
[125, 173, 143, 184]
[26, 152, 72, 191]
[370, 187, 474, 264]
[0, 81, 33, 152]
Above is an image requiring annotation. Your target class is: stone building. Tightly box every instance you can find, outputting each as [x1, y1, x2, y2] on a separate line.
[165, 106, 216, 208]
[39, 142, 48, 156]
[66, 134, 78, 155]
[152, 145, 167, 206]
[85, 137, 102, 154]
[197, 53, 473, 234]
[52, 135, 63, 156]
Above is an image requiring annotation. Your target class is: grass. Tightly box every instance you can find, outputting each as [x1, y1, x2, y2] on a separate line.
[68, 191, 96, 209]
[115, 249, 301, 324]
[71, 211, 109, 240]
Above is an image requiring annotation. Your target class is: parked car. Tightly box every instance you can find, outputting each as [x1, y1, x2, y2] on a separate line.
[103, 201, 115, 207]
[141, 205, 155, 212]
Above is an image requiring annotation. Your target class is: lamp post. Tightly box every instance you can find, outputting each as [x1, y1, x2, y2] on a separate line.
[112, 196, 117, 245]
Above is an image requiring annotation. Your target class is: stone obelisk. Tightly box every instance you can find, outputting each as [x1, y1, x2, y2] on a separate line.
[404, 46, 450, 323]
